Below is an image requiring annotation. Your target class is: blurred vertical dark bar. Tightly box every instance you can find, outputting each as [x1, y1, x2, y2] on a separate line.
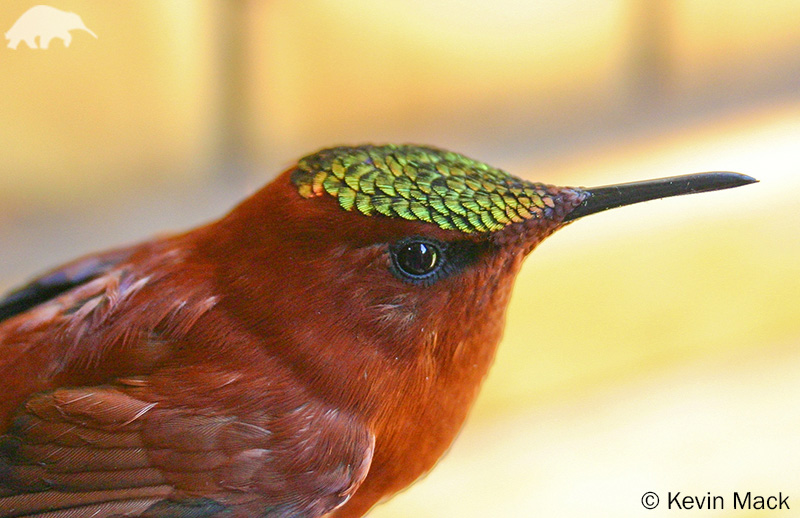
[214, 0, 251, 178]
[629, 0, 673, 105]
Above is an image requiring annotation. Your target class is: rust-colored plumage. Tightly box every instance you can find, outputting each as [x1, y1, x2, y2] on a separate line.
[0, 145, 754, 517]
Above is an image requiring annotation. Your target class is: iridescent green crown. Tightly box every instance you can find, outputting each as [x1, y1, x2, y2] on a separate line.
[291, 144, 559, 233]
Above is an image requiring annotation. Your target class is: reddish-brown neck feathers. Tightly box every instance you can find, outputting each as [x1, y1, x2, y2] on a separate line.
[196, 168, 576, 415]
[189, 168, 580, 514]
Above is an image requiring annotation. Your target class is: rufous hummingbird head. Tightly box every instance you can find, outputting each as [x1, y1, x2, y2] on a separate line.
[205, 143, 754, 429]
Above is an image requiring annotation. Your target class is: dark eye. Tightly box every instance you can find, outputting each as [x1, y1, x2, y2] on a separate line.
[389, 237, 490, 286]
[390, 239, 443, 283]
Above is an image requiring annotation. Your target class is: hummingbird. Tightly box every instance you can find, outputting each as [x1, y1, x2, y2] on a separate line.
[0, 145, 755, 517]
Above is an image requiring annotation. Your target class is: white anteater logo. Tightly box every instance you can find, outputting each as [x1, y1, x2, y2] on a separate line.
[6, 5, 97, 49]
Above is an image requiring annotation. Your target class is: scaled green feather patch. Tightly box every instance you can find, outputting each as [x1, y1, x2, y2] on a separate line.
[291, 144, 560, 233]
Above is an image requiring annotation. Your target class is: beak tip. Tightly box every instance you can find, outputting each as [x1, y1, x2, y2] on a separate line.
[739, 174, 759, 185]
[712, 171, 759, 187]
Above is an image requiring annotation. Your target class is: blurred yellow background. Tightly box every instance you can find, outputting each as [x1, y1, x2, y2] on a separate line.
[1, 1, 798, 516]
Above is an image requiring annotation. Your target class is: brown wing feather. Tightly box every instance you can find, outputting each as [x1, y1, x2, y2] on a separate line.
[0, 240, 217, 430]
[0, 246, 137, 324]
[1, 383, 374, 518]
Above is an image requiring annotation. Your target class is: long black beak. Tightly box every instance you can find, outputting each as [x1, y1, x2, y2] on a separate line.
[564, 172, 758, 222]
